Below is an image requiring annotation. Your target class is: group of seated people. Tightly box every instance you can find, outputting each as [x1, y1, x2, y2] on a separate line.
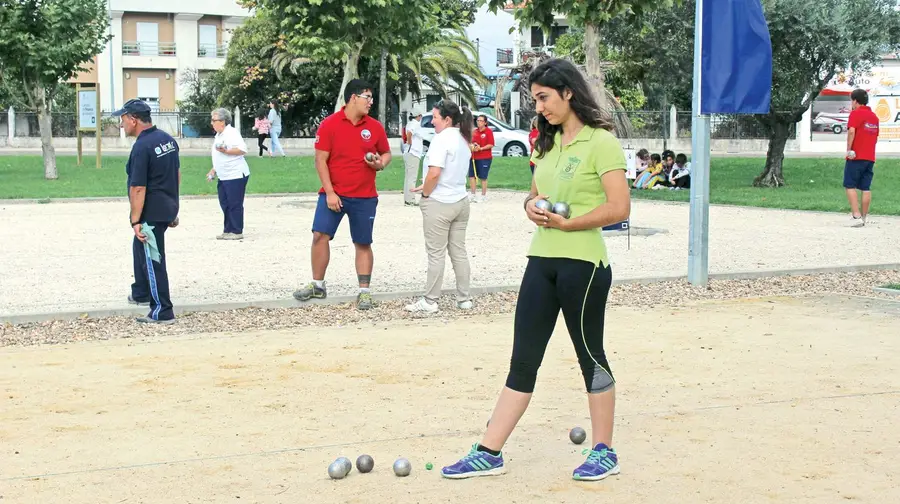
[631, 149, 692, 190]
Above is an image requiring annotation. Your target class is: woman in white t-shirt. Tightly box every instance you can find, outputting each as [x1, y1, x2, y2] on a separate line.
[406, 100, 475, 313]
[206, 107, 251, 240]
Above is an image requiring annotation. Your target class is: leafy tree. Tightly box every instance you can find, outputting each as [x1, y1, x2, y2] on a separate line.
[391, 28, 488, 107]
[216, 11, 343, 136]
[753, 0, 900, 187]
[0, 0, 110, 179]
[437, 0, 478, 29]
[246, 0, 439, 112]
[487, 0, 668, 113]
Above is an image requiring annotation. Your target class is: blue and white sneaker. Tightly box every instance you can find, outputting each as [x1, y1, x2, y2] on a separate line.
[441, 443, 507, 479]
[572, 443, 620, 481]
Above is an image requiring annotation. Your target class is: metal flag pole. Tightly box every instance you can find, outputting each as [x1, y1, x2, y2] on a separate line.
[688, 0, 711, 286]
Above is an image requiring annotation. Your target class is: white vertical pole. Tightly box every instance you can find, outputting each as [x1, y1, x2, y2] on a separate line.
[688, 0, 711, 285]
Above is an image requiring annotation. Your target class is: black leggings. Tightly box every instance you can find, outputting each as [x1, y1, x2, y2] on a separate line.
[507, 257, 614, 394]
[258, 133, 269, 156]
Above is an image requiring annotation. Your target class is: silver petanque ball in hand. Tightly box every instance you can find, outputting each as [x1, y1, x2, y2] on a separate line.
[328, 460, 347, 479]
[534, 198, 553, 212]
[356, 454, 374, 473]
[336, 456, 352, 475]
[393, 457, 412, 477]
[569, 426, 587, 445]
[365, 152, 375, 162]
[552, 201, 570, 218]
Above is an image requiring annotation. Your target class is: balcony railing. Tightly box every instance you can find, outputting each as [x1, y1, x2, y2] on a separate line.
[123, 41, 177, 57]
[198, 43, 228, 58]
[497, 46, 554, 66]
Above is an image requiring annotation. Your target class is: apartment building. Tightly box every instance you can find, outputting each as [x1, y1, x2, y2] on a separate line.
[75, 0, 250, 113]
[496, 3, 568, 69]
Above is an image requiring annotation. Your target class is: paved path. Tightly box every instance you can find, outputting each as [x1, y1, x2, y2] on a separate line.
[1, 191, 898, 317]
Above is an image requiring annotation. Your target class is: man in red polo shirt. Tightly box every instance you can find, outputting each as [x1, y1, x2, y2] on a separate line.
[293, 79, 392, 310]
[844, 88, 879, 227]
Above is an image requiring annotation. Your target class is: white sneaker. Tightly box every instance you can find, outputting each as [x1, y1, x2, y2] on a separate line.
[457, 300, 474, 310]
[850, 215, 865, 228]
[405, 298, 439, 313]
[478, 194, 487, 203]
[469, 193, 477, 203]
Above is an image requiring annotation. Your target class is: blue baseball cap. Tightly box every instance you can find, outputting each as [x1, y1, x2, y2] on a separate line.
[111, 98, 152, 117]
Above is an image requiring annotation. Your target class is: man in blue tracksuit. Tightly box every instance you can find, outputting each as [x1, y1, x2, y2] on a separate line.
[114, 99, 181, 324]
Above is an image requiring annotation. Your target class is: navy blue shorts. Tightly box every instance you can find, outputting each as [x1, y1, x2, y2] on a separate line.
[469, 159, 492, 180]
[844, 160, 875, 191]
[311, 193, 378, 244]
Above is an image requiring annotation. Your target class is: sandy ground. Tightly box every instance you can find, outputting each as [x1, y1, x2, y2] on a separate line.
[2, 294, 898, 503]
[2, 191, 899, 317]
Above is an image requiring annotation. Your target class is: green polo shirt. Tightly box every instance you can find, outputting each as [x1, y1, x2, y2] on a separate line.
[528, 126, 626, 268]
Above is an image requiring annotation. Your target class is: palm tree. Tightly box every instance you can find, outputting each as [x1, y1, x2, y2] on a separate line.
[392, 28, 488, 107]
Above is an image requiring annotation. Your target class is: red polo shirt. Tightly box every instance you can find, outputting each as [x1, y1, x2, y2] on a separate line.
[314, 108, 390, 198]
[848, 105, 879, 162]
[472, 127, 494, 160]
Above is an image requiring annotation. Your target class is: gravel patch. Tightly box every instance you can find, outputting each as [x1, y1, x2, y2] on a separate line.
[3, 270, 897, 348]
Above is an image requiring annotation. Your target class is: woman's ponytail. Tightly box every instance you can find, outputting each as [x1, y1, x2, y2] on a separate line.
[459, 106, 474, 143]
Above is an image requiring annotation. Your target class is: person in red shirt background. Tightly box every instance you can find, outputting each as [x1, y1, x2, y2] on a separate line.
[844, 88, 879, 227]
[469, 114, 495, 202]
[528, 116, 539, 175]
[293, 79, 392, 310]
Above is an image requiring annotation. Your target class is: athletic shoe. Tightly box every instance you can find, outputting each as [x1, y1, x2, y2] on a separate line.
[356, 292, 374, 310]
[441, 443, 506, 479]
[457, 300, 474, 310]
[850, 215, 865, 228]
[405, 298, 439, 313]
[128, 295, 150, 306]
[572, 443, 620, 481]
[293, 282, 326, 301]
[135, 317, 176, 325]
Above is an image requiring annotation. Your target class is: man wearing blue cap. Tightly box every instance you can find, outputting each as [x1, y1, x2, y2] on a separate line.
[114, 99, 181, 324]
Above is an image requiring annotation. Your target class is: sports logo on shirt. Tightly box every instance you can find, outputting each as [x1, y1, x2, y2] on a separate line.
[155, 147, 162, 155]
[559, 156, 582, 181]
[361, 129, 372, 141]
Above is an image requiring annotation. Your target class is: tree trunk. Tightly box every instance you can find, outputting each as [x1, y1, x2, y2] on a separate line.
[378, 47, 387, 124]
[583, 22, 608, 113]
[36, 87, 57, 180]
[753, 121, 790, 187]
[335, 44, 363, 113]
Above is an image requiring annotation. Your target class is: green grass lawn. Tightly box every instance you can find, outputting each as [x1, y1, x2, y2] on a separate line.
[1, 155, 898, 215]
[883, 283, 900, 290]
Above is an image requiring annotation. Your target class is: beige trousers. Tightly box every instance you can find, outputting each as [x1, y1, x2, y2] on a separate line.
[403, 153, 421, 204]
[419, 196, 471, 302]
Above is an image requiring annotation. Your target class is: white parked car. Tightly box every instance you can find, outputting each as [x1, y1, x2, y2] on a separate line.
[418, 112, 532, 157]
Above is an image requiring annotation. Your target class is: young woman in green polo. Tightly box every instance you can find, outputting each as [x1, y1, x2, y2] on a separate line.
[442, 58, 631, 481]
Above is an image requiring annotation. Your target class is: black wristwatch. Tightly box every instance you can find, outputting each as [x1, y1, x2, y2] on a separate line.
[131, 220, 141, 227]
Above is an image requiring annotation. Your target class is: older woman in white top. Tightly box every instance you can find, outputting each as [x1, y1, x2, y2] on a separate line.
[406, 99, 475, 313]
[206, 107, 251, 240]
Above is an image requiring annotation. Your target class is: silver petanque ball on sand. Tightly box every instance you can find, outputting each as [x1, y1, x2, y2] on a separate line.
[552, 201, 570, 218]
[336, 456, 353, 475]
[534, 198, 553, 212]
[356, 454, 374, 473]
[569, 426, 587, 445]
[393, 457, 412, 477]
[327, 460, 347, 479]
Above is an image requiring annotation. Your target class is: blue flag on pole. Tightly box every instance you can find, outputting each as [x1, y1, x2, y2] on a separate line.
[700, 0, 773, 115]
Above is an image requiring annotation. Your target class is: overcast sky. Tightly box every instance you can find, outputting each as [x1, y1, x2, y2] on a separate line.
[464, 4, 518, 77]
